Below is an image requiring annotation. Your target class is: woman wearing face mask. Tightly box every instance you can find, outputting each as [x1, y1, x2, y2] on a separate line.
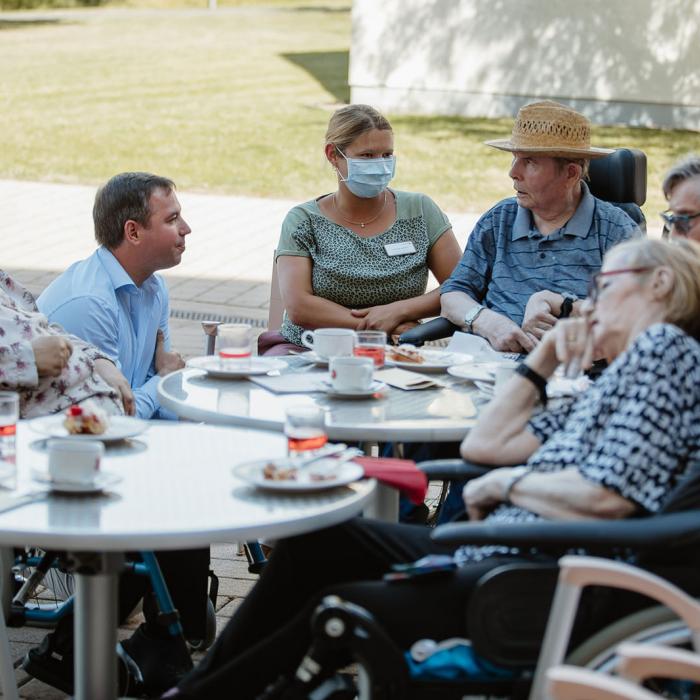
[259, 104, 462, 354]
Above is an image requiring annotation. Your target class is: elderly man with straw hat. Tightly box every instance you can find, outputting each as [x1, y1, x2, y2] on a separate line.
[441, 100, 640, 353]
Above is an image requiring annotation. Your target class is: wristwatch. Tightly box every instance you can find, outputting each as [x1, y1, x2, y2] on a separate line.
[559, 293, 577, 319]
[463, 304, 485, 334]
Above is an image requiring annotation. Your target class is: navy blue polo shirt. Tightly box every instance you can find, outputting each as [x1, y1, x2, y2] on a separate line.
[441, 182, 640, 325]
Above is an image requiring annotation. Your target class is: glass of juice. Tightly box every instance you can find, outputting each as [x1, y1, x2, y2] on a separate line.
[353, 330, 387, 367]
[284, 405, 328, 457]
[0, 391, 19, 487]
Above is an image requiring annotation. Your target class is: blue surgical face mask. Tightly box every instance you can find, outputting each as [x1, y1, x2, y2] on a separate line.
[336, 148, 396, 198]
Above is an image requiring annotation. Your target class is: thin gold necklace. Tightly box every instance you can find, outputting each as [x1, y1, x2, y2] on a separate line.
[333, 191, 387, 228]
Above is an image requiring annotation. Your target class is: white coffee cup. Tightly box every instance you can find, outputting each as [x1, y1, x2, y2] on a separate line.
[301, 328, 355, 360]
[48, 439, 104, 485]
[329, 356, 374, 392]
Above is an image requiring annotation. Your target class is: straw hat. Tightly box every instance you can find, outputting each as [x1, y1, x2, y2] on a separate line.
[485, 100, 614, 159]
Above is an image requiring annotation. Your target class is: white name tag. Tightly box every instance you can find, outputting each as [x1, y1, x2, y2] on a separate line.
[384, 241, 417, 256]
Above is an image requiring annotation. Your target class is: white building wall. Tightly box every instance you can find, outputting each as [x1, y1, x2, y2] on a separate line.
[350, 0, 700, 130]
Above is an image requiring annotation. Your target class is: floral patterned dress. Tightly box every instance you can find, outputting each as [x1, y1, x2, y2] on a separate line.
[0, 270, 122, 418]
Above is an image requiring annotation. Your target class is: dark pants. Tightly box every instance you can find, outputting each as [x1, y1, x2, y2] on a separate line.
[51, 547, 210, 648]
[176, 519, 516, 699]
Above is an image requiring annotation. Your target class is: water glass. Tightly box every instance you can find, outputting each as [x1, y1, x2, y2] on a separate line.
[218, 323, 253, 363]
[0, 392, 19, 457]
[353, 330, 387, 367]
[284, 405, 327, 456]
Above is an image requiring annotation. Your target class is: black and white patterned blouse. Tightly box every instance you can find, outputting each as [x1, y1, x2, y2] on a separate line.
[456, 323, 700, 564]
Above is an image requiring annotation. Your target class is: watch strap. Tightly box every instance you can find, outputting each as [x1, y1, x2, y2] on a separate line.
[464, 304, 485, 333]
[515, 362, 548, 406]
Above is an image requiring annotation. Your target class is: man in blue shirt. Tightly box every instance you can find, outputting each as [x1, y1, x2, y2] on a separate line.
[441, 101, 640, 353]
[38, 171, 189, 418]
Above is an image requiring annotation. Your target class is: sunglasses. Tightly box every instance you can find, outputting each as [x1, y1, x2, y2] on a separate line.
[660, 210, 700, 237]
[587, 267, 654, 304]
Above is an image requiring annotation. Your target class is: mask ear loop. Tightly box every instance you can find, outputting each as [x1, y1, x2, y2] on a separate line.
[334, 146, 350, 183]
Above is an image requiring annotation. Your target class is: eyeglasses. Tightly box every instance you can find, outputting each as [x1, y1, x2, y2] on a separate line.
[660, 210, 700, 237]
[587, 267, 654, 304]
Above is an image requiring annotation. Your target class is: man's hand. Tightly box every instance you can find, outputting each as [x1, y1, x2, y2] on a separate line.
[31, 336, 73, 377]
[521, 291, 559, 341]
[94, 358, 135, 416]
[473, 310, 535, 353]
[155, 330, 185, 376]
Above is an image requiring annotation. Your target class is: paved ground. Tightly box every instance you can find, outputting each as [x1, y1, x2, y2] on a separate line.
[0, 178, 478, 698]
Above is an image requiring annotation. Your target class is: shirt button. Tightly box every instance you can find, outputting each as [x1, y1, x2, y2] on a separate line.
[539, 252, 546, 259]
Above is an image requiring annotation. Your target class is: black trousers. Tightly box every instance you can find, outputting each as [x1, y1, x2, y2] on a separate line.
[52, 547, 210, 648]
[176, 520, 515, 699]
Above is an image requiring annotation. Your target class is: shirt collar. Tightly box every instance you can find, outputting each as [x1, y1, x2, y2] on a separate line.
[96, 246, 155, 293]
[511, 181, 595, 240]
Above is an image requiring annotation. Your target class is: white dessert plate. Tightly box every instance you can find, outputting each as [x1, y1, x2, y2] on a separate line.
[29, 415, 148, 443]
[320, 380, 388, 399]
[385, 349, 473, 373]
[474, 380, 496, 398]
[447, 361, 513, 383]
[232, 458, 364, 492]
[31, 468, 123, 494]
[187, 355, 287, 378]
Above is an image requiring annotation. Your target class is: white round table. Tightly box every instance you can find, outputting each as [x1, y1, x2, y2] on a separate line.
[0, 421, 375, 700]
[157, 366, 481, 443]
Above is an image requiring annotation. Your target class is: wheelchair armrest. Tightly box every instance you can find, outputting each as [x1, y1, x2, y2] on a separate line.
[418, 458, 492, 481]
[431, 510, 700, 550]
[398, 317, 460, 346]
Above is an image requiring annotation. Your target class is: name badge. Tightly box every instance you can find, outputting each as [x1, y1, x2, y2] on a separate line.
[384, 241, 417, 256]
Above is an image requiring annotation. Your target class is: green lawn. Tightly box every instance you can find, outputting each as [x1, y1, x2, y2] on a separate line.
[1, 1, 698, 221]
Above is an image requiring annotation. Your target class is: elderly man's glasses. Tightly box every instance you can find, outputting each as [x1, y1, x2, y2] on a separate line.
[660, 210, 700, 237]
[587, 267, 654, 304]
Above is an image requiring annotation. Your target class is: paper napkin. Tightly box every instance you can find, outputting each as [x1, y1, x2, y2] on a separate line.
[374, 368, 444, 391]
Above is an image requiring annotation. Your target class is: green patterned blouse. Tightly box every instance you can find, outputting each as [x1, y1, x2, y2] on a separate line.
[275, 189, 451, 346]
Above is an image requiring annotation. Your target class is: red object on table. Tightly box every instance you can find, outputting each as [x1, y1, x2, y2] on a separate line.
[352, 457, 427, 505]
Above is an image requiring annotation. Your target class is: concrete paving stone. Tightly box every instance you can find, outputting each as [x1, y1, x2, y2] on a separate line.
[210, 543, 243, 559]
[215, 595, 235, 613]
[7, 626, 47, 645]
[19, 678, 68, 699]
[215, 577, 257, 599]
[216, 598, 244, 619]
[208, 557, 260, 580]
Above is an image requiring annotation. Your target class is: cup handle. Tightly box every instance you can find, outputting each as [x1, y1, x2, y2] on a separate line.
[301, 331, 314, 350]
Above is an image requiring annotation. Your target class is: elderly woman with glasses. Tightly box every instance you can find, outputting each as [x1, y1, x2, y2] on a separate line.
[168, 238, 700, 700]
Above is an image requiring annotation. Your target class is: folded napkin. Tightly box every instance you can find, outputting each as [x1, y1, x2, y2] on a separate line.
[352, 456, 427, 505]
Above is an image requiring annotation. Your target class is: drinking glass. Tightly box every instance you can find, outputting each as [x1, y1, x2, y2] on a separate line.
[0, 392, 19, 487]
[353, 330, 387, 367]
[218, 323, 253, 365]
[284, 405, 327, 457]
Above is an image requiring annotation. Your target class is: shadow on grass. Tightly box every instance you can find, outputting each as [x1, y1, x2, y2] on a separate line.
[0, 18, 64, 30]
[290, 4, 350, 11]
[282, 50, 349, 104]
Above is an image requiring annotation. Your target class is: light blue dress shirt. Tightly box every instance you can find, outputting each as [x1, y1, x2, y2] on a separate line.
[37, 246, 173, 419]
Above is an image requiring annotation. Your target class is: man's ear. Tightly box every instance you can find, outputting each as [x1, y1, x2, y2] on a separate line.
[566, 162, 582, 183]
[123, 219, 141, 245]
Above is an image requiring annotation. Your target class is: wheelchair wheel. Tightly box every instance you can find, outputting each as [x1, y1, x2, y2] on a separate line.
[187, 598, 217, 652]
[566, 604, 699, 698]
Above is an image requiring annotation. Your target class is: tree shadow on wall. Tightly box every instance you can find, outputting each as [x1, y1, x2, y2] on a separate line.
[282, 50, 350, 104]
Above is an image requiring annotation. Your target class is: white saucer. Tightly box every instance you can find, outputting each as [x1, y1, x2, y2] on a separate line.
[297, 351, 331, 367]
[29, 415, 148, 443]
[447, 362, 504, 383]
[474, 380, 495, 398]
[232, 458, 364, 492]
[321, 379, 388, 399]
[385, 350, 473, 373]
[187, 355, 287, 378]
[31, 468, 123, 494]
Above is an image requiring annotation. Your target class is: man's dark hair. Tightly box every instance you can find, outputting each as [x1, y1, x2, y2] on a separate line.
[93, 172, 176, 248]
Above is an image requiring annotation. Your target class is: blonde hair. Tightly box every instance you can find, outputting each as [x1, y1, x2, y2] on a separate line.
[325, 104, 392, 153]
[608, 238, 700, 340]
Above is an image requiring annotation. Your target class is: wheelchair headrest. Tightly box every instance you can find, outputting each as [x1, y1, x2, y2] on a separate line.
[587, 148, 647, 206]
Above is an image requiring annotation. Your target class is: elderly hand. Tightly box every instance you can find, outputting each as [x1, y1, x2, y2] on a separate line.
[31, 336, 73, 377]
[155, 330, 185, 376]
[521, 291, 559, 341]
[94, 358, 135, 416]
[462, 468, 516, 521]
[350, 302, 406, 334]
[473, 309, 535, 353]
[551, 317, 595, 376]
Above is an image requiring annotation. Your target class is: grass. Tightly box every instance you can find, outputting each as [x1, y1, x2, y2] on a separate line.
[0, 0, 698, 222]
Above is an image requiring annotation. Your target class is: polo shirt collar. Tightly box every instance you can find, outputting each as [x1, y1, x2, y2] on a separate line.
[97, 246, 155, 293]
[511, 181, 595, 240]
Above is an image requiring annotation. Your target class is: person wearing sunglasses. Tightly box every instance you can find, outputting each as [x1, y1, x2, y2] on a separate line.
[661, 153, 700, 241]
[166, 238, 699, 700]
